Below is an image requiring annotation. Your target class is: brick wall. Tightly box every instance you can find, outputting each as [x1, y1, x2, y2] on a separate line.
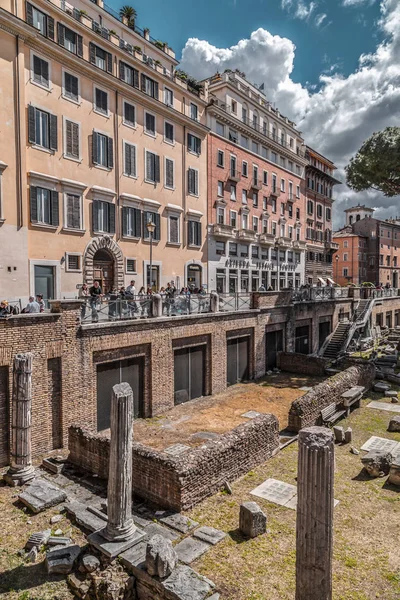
[287, 363, 376, 431]
[68, 413, 279, 510]
[277, 352, 329, 375]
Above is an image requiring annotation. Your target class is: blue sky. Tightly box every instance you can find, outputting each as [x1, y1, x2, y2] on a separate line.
[110, 0, 383, 88]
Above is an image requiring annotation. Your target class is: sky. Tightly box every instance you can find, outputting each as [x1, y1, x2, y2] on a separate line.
[110, 0, 400, 229]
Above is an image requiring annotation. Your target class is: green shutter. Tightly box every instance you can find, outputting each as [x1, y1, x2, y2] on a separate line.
[28, 105, 36, 144]
[47, 16, 54, 39]
[108, 203, 115, 234]
[92, 131, 99, 164]
[57, 23, 65, 46]
[107, 136, 114, 169]
[92, 200, 99, 232]
[77, 34, 83, 57]
[30, 186, 38, 222]
[50, 191, 59, 226]
[122, 206, 128, 237]
[134, 208, 142, 237]
[154, 213, 161, 241]
[49, 114, 58, 151]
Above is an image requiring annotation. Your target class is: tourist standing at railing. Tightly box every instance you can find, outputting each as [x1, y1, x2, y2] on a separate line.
[138, 286, 147, 317]
[36, 294, 45, 312]
[125, 280, 137, 317]
[89, 281, 102, 323]
[198, 285, 207, 313]
[0, 300, 11, 318]
[22, 296, 40, 314]
[79, 283, 90, 320]
[165, 282, 175, 315]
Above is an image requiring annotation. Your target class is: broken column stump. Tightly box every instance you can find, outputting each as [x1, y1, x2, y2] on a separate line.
[239, 501, 267, 538]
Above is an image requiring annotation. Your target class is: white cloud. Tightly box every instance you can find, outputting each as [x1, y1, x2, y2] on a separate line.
[342, 0, 376, 6]
[180, 0, 400, 229]
[315, 13, 327, 27]
[281, 0, 317, 20]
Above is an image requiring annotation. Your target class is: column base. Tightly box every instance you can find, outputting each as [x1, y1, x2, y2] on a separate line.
[88, 526, 145, 559]
[3, 466, 35, 487]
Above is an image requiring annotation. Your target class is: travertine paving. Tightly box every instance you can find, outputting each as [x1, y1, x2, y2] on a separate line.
[360, 436, 400, 453]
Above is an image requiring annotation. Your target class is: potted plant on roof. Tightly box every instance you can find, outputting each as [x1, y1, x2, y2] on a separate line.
[143, 27, 150, 40]
[119, 5, 137, 30]
[109, 29, 119, 45]
[155, 39, 167, 51]
[154, 59, 163, 73]
[78, 10, 92, 28]
[174, 69, 188, 89]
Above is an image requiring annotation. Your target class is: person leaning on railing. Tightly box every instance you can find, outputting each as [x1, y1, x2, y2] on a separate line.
[89, 281, 103, 323]
[79, 283, 90, 320]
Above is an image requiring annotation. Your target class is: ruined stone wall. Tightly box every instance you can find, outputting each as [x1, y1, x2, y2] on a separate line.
[277, 352, 329, 376]
[68, 413, 279, 511]
[287, 363, 376, 431]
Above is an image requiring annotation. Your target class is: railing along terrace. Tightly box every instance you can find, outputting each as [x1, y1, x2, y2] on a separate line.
[292, 287, 350, 302]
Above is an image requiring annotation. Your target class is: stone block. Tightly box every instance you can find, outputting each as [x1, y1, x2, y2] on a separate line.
[239, 502, 267, 538]
[361, 450, 393, 477]
[144, 522, 180, 542]
[388, 416, 400, 432]
[26, 529, 51, 550]
[45, 544, 81, 574]
[388, 462, 400, 486]
[333, 426, 345, 443]
[174, 537, 210, 564]
[48, 536, 71, 546]
[87, 527, 145, 559]
[146, 534, 178, 578]
[385, 390, 399, 399]
[162, 565, 214, 600]
[344, 427, 353, 444]
[65, 500, 107, 532]
[119, 541, 147, 571]
[373, 382, 391, 393]
[159, 513, 198, 534]
[19, 479, 67, 513]
[82, 554, 100, 573]
[42, 457, 66, 474]
[193, 526, 226, 545]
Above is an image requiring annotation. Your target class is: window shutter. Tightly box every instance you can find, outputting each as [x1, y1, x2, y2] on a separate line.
[188, 168, 193, 194]
[154, 155, 160, 183]
[49, 114, 58, 151]
[146, 151, 153, 181]
[77, 34, 83, 57]
[57, 23, 65, 47]
[133, 69, 139, 88]
[50, 191, 59, 226]
[71, 74, 79, 99]
[154, 81, 159, 100]
[71, 122, 79, 158]
[188, 221, 193, 246]
[154, 212, 161, 241]
[26, 2, 33, 25]
[143, 211, 150, 239]
[124, 143, 131, 175]
[122, 206, 128, 236]
[92, 132, 99, 164]
[89, 42, 95, 65]
[134, 208, 142, 237]
[47, 16, 54, 39]
[28, 105, 36, 143]
[106, 52, 113, 73]
[30, 186, 38, 222]
[71, 195, 81, 229]
[92, 200, 99, 232]
[196, 137, 201, 154]
[66, 120, 72, 156]
[141, 73, 146, 92]
[194, 170, 199, 195]
[124, 103, 135, 124]
[42, 59, 49, 86]
[130, 145, 136, 176]
[196, 222, 202, 246]
[166, 159, 173, 188]
[107, 136, 114, 169]
[108, 203, 115, 234]
[170, 217, 178, 243]
[119, 61, 125, 81]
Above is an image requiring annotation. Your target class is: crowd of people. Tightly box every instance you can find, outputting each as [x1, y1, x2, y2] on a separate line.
[0, 294, 45, 318]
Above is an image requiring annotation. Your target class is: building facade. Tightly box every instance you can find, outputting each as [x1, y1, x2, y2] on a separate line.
[205, 71, 308, 293]
[0, 0, 209, 304]
[304, 147, 340, 285]
[332, 228, 368, 286]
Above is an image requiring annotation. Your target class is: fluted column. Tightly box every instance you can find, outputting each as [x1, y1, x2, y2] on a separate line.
[103, 382, 136, 542]
[4, 354, 35, 487]
[296, 426, 334, 600]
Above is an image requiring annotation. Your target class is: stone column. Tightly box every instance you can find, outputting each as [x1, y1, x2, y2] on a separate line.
[151, 293, 163, 318]
[210, 291, 220, 313]
[296, 426, 334, 600]
[4, 353, 35, 486]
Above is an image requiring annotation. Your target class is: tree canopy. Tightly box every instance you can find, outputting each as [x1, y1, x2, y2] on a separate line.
[345, 127, 400, 197]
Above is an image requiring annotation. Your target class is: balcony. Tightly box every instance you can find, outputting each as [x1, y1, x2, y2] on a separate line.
[286, 193, 296, 202]
[238, 229, 258, 242]
[251, 178, 262, 191]
[210, 223, 236, 238]
[270, 188, 281, 198]
[277, 237, 292, 248]
[292, 240, 307, 250]
[259, 232, 275, 246]
[325, 240, 339, 251]
[227, 169, 241, 183]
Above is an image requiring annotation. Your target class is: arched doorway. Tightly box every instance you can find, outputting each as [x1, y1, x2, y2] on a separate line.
[93, 249, 114, 293]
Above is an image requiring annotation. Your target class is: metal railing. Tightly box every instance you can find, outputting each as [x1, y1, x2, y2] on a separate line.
[219, 294, 251, 312]
[293, 287, 350, 302]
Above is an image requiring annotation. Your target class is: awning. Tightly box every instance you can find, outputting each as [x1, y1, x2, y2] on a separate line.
[327, 278, 335, 285]
[318, 277, 326, 286]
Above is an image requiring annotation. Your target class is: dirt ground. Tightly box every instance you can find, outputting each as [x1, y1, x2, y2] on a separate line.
[131, 373, 325, 450]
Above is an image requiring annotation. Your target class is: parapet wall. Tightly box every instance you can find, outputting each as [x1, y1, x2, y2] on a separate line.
[68, 413, 279, 511]
[277, 352, 329, 376]
[287, 363, 375, 432]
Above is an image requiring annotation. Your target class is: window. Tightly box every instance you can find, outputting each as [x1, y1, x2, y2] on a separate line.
[216, 121, 224, 136]
[119, 62, 139, 88]
[242, 107, 247, 122]
[168, 215, 180, 244]
[253, 165, 259, 185]
[272, 174, 277, 193]
[271, 222, 277, 236]
[242, 190, 247, 205]
[93, 132, 113, 168]
[270, 151, 277, 164]
[229, 242, 237, 256]
[343, 268, 348, 277]
[231, 100, 237, 113]
[252, 141, 258, 154]
[144, 112, 156, 136]
[242, 161, 248, 177]
[229, 129, 238, 143]
[57, 24, 82, 56]
[187, 133, 201, 154]
[288, 181, 293, 200]
[288, 204, 293, 218]
[241, 135, 248, 149]
[26, 3, 54, 38]
[94, 88, 108, 116]
[216, 241, 225, 255]
[122, 206, 142, 238]
[64, 119, 80, 160]
[89, 43, 112, 73]
[343, 253, 348, 261]
[242, 213, 248, 229]
[230, 155, 237, 176]
[190, 103, 198, 121]
[253, 114, 258, 128]
[93, 200, 115, 234]
[288, 160, 293, 172]
[63, 71, 79, 102]
[217, 207, 225, 225]
[280, 178, 285, 192]
[217, 150, 224, 167]
[317, 204, 323, 219]
[32, 54, 49, 88]
[123, 142, 137, 177]
[280, 203, 285, 216]
[271, 198, 277, 213]
[65, 193, 82, 230]
[326, 207, 331, 221]
[126, 258, 137, 274]
[145, 151, 160, 183]
[252, 245, 259, 258]
[28, 106, 57, 151]
[296, 208, 300, 220]
[280, 156, 285, 168]
[188, 220, 202, 246]
[296, 185, 300, 198]
[230, 185, 237, 201]
[30, 186, 58, 226]
[307, 200, 314, 215]
[230, 210, 237, 228]
[263, 171, 268, 185]
[141, 74, 159, 99]
[123, 101, 135, 127]
[164, 122, 174, 143]
[262, 146, 268, 159]
[252, 217, 258, 232]
[188, 168, 199, 195]
[343, 240, 348, 248]
[165, 158, 174, 189]
[263, 197, 268, 210]
[252, 192, 258, 207]
[263, 219, 268, 233]
[66, 253, 81, 272]
[164, 87, 173, 107]
[288, 226, 293, 239]
[143, 211, 161, 241]
[240, 245, 249, 258]
[217, 181, 224, 197]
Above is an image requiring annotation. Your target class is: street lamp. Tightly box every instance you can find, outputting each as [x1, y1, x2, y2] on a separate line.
[335, 254, 339, 284]
[146, 220, 156, 291]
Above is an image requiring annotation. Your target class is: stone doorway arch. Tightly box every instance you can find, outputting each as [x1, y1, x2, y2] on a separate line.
[83, 236, 124, 290]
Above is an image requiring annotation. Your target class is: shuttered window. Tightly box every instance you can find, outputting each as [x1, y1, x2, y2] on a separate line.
[63, 72, 79, 102]
[124, 142, 136, 177]
[126, 258, 137, 273]
[57, 24, 82, 56]
[165, 158, 174, 189]
[92, 132, 113, 168]
[65, 193, 81, 230]
[28, 105, 57, 151]
[30, 186, 59, 226]
[32, 55, 49, 87]
[188, 220, 202, 247]
[143, 211, 161, 241]
[66, 254, 81, 271]
[94, 88, 108, 115]
[145, 151, 160, 183]
[26, 3, 54, 39]
[144, 112, 156, 135]
[92, 200, 115, 234]
[140, 74, 159, 99]
[187, 133, 201, 154]
[123, 102, 135, 127]
[122, 207, 142, 238]
[89, 42, 112, 73]
[169, 216, 179, 244]
[164, 122, 174, 143]
[188, 168, 199, 196]
[119, 61, 139, 87]
[65, 120, 80, 160]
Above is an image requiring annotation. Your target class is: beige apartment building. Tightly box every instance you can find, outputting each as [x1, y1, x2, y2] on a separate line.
[0, 0, 208, 304]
